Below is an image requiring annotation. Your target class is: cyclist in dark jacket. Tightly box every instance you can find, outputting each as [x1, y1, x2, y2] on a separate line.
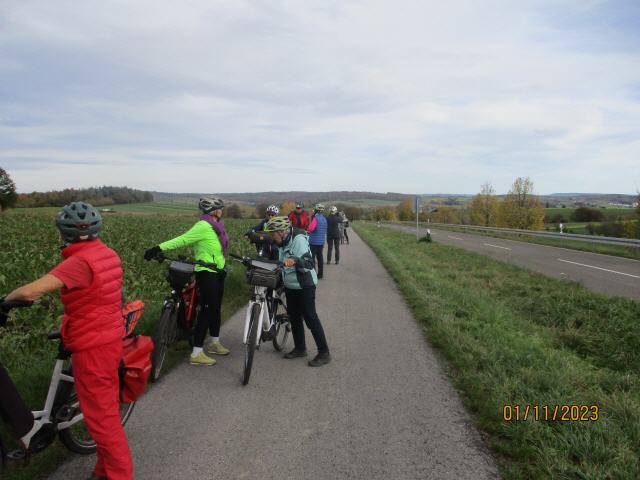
[326, 206, 343, 265]
[307, 203, 327, 279]
[246, 205, 280, 260]
[0, 361, 35, 450]
[288, 201, 310, 231]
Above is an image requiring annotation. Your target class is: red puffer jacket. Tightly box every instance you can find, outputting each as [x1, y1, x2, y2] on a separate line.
[288, 210, 310, 231]
[60, 240, 124, 352]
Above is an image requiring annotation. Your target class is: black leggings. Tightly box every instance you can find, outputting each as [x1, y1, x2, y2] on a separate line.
[194, 270, 226, 347]
[0, 362, 34, 438]
[327, 236, 340, 263]
[310, 244, 324, 278]
[285, 287, 329, 354]
[343, 228, 349, 244]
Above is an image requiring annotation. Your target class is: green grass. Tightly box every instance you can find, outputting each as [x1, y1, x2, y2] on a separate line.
[354, 222, 640, 479]
[427, 224, 640, 261]
[0, 211, 255, 479]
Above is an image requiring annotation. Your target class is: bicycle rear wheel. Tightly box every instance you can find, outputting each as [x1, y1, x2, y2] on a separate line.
[242, 303, 261, 386]
[150, 302, 177, 382]
[57, 384, 136, 454]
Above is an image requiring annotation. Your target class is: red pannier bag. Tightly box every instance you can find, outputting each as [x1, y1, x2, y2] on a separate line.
[119, 300, 154, 403]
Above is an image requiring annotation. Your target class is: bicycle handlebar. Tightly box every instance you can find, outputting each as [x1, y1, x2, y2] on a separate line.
[0, 298, 33, 328]
[154, 254, 219, 271]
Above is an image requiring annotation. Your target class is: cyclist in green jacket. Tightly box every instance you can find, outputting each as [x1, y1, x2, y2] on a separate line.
[264, 216, 331, 367]
[144, 197, 229, 366]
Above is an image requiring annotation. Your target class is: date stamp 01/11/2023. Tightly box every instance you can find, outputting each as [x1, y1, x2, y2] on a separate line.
[502, 404, 600, 422]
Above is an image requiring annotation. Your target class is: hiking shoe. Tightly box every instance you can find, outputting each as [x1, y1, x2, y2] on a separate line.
[206, 341, 230, 355]
[190, 352, 216, 366]
[283, 348, 307, 359]
[308, 352, 331, 367]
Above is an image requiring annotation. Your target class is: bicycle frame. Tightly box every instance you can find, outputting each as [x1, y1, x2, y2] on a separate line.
[242, 285, 284, 347]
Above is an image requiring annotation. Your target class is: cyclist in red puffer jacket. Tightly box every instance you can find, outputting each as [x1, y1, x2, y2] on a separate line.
[288, 201, 310, 231]
[4, 202, 132, 480]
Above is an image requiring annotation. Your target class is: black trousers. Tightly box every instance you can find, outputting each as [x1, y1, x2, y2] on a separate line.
[0, 362, 34, 438]
[194, 270, 226, 347]
[327, 236, 340, 263]
[343, 228, 349, 244]
[285, 287, 329, 354]
[310, 244, 324, 278]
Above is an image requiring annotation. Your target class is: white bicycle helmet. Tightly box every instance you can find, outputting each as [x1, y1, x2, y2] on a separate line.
[266, 205, 280, 216]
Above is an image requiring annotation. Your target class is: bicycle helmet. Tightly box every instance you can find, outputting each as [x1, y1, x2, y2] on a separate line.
[198, 197, 225, 213]
[295, 201, 304, 209]
[263, 216, 291, 232]
[55, 202, 102, 243]
[314, 203, 325, 212]
[330, 206, 338, 214]
[266, 205, 280, 216]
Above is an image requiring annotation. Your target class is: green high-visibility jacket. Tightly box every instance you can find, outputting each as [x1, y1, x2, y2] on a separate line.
[159, 220, 225, 273]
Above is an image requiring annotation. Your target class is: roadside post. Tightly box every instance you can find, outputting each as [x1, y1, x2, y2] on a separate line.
[412, 196, 421, 240]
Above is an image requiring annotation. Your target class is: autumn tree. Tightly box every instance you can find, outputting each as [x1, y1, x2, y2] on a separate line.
[254, 203, 270, 218]
[0, 167, 17, 212]
[431, 207, 461, 224]
[225, 203, 243, 218]
[468, 182, 499, 226]
[396, 198, 414, 221]
[497, 177, 544, 230]
[280, 201, 296, 217]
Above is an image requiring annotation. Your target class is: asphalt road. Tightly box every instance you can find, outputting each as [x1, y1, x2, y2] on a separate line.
[48, 230, 499, 480]
[389, 224, 640, 300]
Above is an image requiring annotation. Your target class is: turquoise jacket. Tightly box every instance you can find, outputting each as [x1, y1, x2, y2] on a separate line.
[278, 230, 317, 289]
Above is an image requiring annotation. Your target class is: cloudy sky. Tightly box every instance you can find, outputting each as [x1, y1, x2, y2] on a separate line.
[1, 0, 639, 195]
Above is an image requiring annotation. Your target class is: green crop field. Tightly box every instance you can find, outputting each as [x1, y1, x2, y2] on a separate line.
[0, 209, 255, 479]
[355, 222, 640, 479]
[545, 207, 635, 222]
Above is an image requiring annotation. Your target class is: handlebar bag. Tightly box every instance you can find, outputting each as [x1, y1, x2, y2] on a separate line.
[167, 261, 195, 291]
[247, 268, 282, 289]
[119, 335, 154, 403]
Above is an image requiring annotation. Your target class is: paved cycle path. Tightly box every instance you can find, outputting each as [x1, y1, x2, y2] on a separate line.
[49, 231, 499, 479]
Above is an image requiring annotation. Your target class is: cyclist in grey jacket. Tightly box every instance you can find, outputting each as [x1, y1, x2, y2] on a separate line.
[264, 216, 330, 367]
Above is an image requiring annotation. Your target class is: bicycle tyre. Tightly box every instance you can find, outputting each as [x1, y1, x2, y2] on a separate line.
[272, 300, 290, 352]
[150, 302, 176, 382]
[57, 386, 136, 454]
[242, 303, 261, 386]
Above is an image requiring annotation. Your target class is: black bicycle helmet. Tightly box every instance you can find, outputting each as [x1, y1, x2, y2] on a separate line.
[55, 202, 102, 243]
[198, 197, 225, 213]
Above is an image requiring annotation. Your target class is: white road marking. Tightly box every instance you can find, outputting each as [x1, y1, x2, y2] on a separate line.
[557, 259, 640, 279]
[484, 243, 512, 251]
[448, 236, 464, 241]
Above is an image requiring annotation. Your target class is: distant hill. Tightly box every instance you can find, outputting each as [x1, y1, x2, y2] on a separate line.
[151, 191, 637, 209]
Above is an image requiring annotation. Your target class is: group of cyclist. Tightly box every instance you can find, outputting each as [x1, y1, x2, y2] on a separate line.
[0, 196, 342, 479]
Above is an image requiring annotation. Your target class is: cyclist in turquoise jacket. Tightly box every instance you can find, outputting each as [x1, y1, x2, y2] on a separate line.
[264, 216, 330, 367]
[144, 197, 229, 366]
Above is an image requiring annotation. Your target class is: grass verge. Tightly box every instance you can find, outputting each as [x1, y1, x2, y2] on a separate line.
[354, 222, 640, 479]
[422, 224, 640, 261]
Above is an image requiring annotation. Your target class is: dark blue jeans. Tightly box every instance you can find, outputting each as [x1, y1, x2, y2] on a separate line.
[285, 287, 329, 354]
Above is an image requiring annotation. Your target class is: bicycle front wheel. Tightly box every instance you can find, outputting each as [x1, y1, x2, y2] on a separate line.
[57, 385, 136, 454]
[242, 303, 261, 386]
[150, 302, 177, 382]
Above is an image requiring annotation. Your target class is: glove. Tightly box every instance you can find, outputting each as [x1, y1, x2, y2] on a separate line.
[144, 245, 162, 261]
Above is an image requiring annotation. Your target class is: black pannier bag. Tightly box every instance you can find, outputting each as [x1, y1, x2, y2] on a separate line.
[166, 261, 195, 290]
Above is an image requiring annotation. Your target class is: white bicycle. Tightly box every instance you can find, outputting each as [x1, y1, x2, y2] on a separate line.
[230, 254, 290, 386]
[0, 300, 136, 466]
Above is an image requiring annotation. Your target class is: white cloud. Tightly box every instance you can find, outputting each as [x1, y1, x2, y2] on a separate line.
[0, 0, 639, 194]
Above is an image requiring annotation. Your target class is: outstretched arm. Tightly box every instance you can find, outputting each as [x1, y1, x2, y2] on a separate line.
[5, 274, 64, 302]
